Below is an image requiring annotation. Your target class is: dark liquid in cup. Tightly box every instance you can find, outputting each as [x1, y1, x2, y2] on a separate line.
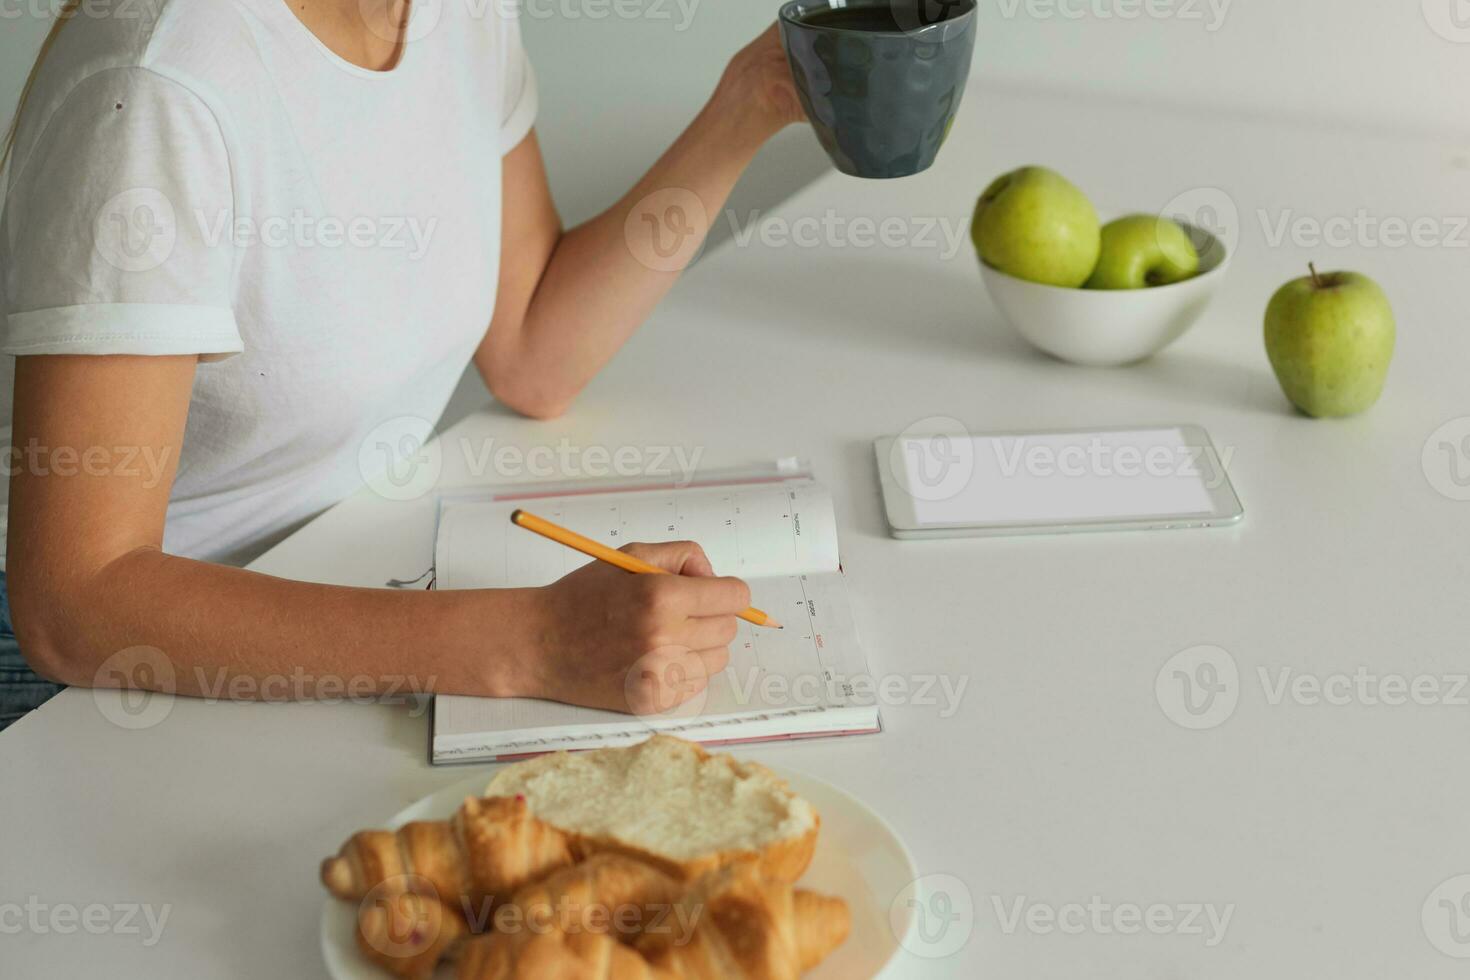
[798, 3, 964, 31]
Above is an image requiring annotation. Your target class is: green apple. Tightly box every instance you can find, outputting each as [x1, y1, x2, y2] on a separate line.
[1264, 265, 1395, 418]
[1084, 214, 1200, 290]
[971, 166, 1100, 288]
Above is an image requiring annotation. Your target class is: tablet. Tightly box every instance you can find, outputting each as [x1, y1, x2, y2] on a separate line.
[874, 424, 1243, 539]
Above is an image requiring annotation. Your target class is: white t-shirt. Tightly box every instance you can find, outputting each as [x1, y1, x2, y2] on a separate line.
[0, 0, 537, 567]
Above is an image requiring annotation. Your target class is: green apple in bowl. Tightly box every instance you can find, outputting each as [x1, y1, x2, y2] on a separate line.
[1085, 214, 1200, 290]
[978, 221, 1231, 366]
[970, 166, 1100, 288]
[1264, 265, 1395, 417]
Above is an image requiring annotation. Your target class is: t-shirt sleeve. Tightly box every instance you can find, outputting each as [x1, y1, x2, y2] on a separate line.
[0, 67, 243, 359]
[497, 3, 539, 154]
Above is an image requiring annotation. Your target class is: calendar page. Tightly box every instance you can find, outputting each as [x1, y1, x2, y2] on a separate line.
[430, 474, 879, 762]
[435, 479, 840, 588]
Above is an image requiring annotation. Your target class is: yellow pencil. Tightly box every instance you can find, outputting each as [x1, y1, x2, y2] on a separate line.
[510, 509, 783, 629]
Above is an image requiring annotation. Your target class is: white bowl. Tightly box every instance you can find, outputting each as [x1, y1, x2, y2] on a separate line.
[978, 224, 1230, 367]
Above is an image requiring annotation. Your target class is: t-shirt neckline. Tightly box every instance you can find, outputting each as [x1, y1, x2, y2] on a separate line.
[271, 0, 416, 80]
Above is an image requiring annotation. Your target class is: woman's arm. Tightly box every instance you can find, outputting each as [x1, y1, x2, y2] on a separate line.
[477, 26, 802, 419]
[7, 353, 749, 709]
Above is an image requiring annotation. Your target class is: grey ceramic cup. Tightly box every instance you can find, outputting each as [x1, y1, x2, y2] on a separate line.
[777, 0, 977, 179]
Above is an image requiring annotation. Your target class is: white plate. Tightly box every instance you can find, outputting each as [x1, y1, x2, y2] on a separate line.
[321, 765, 916, 979]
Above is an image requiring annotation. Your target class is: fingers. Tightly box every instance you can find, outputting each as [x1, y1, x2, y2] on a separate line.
[623, 646, 730, 716]
[624, 648, 707, 715]
[633, 573, 750, 626]
[620, 540, 715, 577]
[691, 645, 731, 678]
[680, 613, 741, 652]
[619, 541, 753, 615]
[684, 575, 752, 618]
[633, 577, 746, 648]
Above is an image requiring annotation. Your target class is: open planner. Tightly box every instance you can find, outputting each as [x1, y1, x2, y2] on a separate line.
[430, 465, 880, 763]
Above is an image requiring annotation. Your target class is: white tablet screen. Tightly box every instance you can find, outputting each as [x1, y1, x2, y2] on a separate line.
[897, 428, 1220, 527]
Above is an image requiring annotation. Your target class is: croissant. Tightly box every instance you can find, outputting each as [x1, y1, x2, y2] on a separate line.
[635, 863, 850, 980]
[459, 928, 667, 979]
[321, 795, 577, 913]
[454, 855, 683, 980]
[453, 855, 850, 980]
[503, 849, 687, 933]
[356, 889, 468, 980]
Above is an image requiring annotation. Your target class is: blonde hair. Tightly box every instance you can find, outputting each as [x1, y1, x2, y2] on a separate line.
[1, 1, 83, 172]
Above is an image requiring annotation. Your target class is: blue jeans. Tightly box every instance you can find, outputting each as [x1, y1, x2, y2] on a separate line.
[0, 571, 66, 731]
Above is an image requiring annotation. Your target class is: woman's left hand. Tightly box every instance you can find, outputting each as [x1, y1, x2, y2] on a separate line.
[710, 24, 808, 146]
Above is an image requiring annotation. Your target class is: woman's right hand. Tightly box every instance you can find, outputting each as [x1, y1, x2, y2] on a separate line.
[522, 541, 752, 714]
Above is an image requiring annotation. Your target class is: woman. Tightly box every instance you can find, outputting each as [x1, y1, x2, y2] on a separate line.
[0, 0, 805, 729]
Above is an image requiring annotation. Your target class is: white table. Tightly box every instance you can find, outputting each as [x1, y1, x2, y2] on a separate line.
[5, 83, 1469, 978]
